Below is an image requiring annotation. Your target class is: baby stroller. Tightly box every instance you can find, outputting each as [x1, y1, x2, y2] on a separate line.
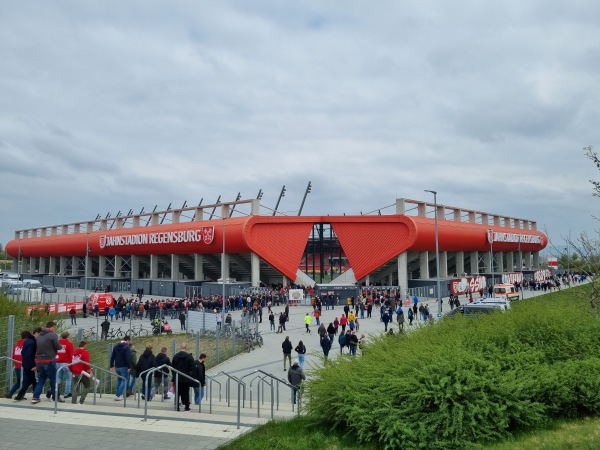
[152, 319, 173, 335]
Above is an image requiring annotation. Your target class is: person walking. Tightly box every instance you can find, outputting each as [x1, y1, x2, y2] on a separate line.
[269, 311, 275, 332]
[153, 347, 171, 400]
[7, 332, 25, 399]
[294, 340, 307, 369]
[304, 313, 312, 334]
[192, 353, 206, 406]
[71, 341, 92, 405]
[287, 359, 305, 405]
[31, 322, 62, 404]
[109, 335, 132, 401]
[320, 335, 332, 360]
[338, 331, 346, 355]
[13, 328, 40, 402]
[49, 331, 74, 400]
[278, 312, 287, 333]
[69, 307, 77, 325]
[282, 336, 293, 371]
[100, 318, 110, 340]
[326, 322, 335, 342]
[171, 343, 195, 412]
[126, 342, 138, 397]
[136, 345, 156, 400]
[348, 331, 359, 356]
[179, 310, 187, 331]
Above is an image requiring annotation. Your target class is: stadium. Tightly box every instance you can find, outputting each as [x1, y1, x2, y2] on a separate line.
[4, 197, 547, 298]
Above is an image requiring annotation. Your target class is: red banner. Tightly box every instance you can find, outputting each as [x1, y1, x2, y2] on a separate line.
[450, 276, 487, 295]
[27, 302, 84, 315]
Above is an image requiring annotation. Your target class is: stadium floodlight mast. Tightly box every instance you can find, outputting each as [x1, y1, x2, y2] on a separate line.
[424, 190, 442, 318]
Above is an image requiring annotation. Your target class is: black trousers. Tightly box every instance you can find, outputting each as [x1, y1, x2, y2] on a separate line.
[176, 382, 191, 410]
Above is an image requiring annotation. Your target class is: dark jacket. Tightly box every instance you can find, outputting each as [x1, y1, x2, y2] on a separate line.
[320, 336, 332, 354]
[110, 341, 132, 369]
[287, 364, 305, 386]
[191, 360, 206, 388]
[282, 339, 293, 354]
[136, 349, 156, 379]
[154, 352, 171, 378]
[20, 336, 37, 370]
[294, 344, 306, 355]
[35, 329, 61, 362]
[171, 351, 195, 384]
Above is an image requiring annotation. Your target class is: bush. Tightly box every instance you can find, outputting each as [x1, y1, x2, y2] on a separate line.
[305, 286, 600, 449]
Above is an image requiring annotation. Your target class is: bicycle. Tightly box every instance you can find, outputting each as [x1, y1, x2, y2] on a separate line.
[82, 327, 99, 341]
[107, 327, 126, 340]
[127, 324, 149, 337]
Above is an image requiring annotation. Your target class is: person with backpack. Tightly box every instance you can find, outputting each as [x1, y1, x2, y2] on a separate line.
[396, 307, 405, 331]
[407, 308, 414, 326]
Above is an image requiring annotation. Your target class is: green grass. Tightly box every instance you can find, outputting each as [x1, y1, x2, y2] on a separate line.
[218, 415, 600, 450]
[217, 417, 381, 450]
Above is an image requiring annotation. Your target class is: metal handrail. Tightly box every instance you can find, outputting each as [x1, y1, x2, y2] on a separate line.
[212, 370, 247, 429]
[0, 356, 24, 393]
[203, 374, 222, 414]
[241, 369, 300, 415]
[138, 363, 200, 421]
[55, 361, 127, 414]
[248, 374, 274, 418]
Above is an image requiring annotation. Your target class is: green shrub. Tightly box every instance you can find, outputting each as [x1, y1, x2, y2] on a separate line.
[305, 286, 600, 449]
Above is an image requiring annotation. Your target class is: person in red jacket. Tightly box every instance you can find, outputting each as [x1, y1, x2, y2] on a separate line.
[340, 314, 348, 333]
[7, 332, 26, 398]
[48, 331, 75, 401]
[71, 341, 92, 405]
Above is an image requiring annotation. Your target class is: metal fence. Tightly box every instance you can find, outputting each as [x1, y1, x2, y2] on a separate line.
[1, 312, 259, 397]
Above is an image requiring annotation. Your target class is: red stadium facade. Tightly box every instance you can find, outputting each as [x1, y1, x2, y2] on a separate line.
[5, 198, 547, 293]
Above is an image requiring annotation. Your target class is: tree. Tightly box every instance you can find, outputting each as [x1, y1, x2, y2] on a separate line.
[585, 145, 600, 199]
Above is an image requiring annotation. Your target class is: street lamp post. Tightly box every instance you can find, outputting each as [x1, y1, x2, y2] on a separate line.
[424, 190, 442, 318]
[489, 228, 494, 296]
[222, 216, 226, 310]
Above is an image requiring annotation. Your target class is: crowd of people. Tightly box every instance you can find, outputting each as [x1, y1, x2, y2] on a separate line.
[7, 322, 207, 412]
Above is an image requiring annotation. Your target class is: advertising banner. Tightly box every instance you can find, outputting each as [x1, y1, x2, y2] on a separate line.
[27, 301, 84, 315]
[450, 276, 487, 296]
[501, 272, 524, 284]
[288, 289, 304, 302]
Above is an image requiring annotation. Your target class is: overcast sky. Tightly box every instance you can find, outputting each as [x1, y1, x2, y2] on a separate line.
[1, 1, 599, 252]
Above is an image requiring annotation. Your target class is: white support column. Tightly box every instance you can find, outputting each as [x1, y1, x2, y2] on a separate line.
[251, 253, 260, 287]
[131, 255, 139, 280]
[364, 275, 371, 286]
[194, 255, 204, 280]
[505, 252, 514, 272]
[39, 257, 46, 274]
[440, 251, 448, 278]
[455, 252, 465, 276]
[150, 255, 159, 279]
[99, 256, 107, 277]
[524, 252, 532, 270]
[49, 257, 56, 275]
[532, 252, 540, 269]
[496, 252, 504, 274]
[420, 252, 430, 279]
[171, 254, 180, 280]
[469, 252, 478, 275]
[60, 257, 67, 276]
[483, 252, 491, 273]
[115, 256, 122, 278]
[398, 252, 408, 295]
[27, 257, 34, 274]
[71, 256, 78, 276]
[395, 198, 406, 214]
[84, 255, 91, 278]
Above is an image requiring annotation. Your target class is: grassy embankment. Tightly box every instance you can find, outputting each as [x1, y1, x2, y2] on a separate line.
[218, 284, 600, 450]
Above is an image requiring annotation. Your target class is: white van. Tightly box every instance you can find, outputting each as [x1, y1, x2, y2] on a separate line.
[493, 284, 520, 301]
[22, 279, 42, 288]
[474, 297, 511, 310]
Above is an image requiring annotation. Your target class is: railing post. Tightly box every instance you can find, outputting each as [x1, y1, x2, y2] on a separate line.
[6, 315, 15, 391]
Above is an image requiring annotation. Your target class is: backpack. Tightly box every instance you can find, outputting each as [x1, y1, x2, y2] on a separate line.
[407, 309, 413, 318]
